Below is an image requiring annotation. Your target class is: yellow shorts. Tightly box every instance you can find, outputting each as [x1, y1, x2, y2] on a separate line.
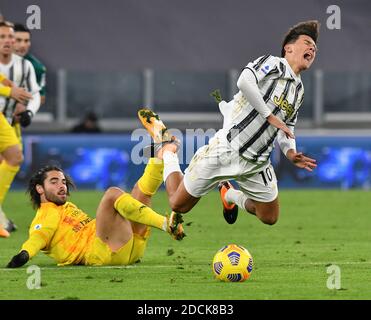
[83, 227, 151, 266]
[0, 113, 21, 153]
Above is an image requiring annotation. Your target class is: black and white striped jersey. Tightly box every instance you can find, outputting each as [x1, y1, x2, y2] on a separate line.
[224, 55, 304, 163]
[0, 54, 40, 123]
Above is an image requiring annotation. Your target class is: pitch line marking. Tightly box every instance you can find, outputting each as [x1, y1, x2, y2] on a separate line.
[1, 260, 371, 271]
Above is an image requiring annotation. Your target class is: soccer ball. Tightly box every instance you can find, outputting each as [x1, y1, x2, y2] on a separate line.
[212, 244, 253, 282]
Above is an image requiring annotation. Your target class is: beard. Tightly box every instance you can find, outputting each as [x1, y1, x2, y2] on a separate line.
[44, 190, 67, 206]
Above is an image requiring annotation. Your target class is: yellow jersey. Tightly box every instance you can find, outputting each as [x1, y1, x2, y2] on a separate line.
[0, 73, 11, 97]
[21, 201, 96, 266]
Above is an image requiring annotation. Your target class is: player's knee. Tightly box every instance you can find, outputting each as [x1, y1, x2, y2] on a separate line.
[16, 153, 24, 166]
[258, 210, 279, 225]
[170, 204, 188, 213]
[104, 187, 124, 203]
[261, 215, 278, 225]
[6, 151, 23, 167]
[170, 200, 191, 214]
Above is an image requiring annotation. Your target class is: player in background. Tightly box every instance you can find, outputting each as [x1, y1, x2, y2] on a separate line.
[6, 162, 184, 268]
[0, 18, 32, 102]
[0, 21, 41, 236]
[138, 21, 319, 227]
[14, 23, 47, 105]
[0, 73, 31, 103]
[0, 71, 32, 237]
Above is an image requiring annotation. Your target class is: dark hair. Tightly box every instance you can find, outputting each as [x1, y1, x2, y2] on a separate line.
[0, 21, 14, 28]
[13, 23, 30, 34]
[85, 111, 98, 122]
[27, 165, 75, 209]
[281, 20, 320, 57]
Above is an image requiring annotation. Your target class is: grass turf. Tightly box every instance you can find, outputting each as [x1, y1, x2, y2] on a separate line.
[0, 190, 370, 300]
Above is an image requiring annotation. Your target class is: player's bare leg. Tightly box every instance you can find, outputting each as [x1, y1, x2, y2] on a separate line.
[245, 198, 279, 225]
[95, 182, 156, 246]
[95, 187, 134, 251]
[162, 170, 200, 213]
[224, 186, 280, 225]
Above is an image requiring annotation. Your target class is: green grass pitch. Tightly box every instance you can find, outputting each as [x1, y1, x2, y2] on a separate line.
[1, 190, 370, 300]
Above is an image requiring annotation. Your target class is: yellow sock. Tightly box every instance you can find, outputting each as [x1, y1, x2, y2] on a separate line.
[114, 193, 167, 231]
[137, 158, 164, 196]
[0, 162, 20, 205]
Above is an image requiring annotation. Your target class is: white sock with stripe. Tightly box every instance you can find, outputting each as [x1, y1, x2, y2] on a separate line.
[225, 189, 249, 210]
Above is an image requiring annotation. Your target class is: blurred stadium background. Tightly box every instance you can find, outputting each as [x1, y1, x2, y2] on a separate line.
[1, 0, 371, 191]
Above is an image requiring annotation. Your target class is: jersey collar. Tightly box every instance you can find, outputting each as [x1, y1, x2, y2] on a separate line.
[281, 58, 301, 82]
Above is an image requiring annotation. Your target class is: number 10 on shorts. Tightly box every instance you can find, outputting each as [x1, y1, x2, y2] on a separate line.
[258, 167, 273, 186]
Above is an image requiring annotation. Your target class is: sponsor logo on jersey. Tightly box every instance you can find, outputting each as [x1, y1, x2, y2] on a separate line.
[261, 65, 270, 74]
[273, 94, 295, 118]
[34, 224, 42, 230]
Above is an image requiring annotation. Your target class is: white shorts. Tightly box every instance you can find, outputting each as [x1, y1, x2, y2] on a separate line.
[183, 131, 278, 202]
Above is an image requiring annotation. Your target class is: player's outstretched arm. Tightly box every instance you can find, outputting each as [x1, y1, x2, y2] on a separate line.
[286, 149, 317, 172]
[6, 250, 30, 268]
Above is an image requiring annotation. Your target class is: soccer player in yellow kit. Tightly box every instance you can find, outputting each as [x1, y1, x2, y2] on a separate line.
[6, 161, 185, 268]
[0, 72, 32, 237]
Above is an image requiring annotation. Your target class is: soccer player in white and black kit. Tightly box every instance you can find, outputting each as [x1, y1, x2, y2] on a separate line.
[139, 21, 319, 227]
[0, 21, 40, 236]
